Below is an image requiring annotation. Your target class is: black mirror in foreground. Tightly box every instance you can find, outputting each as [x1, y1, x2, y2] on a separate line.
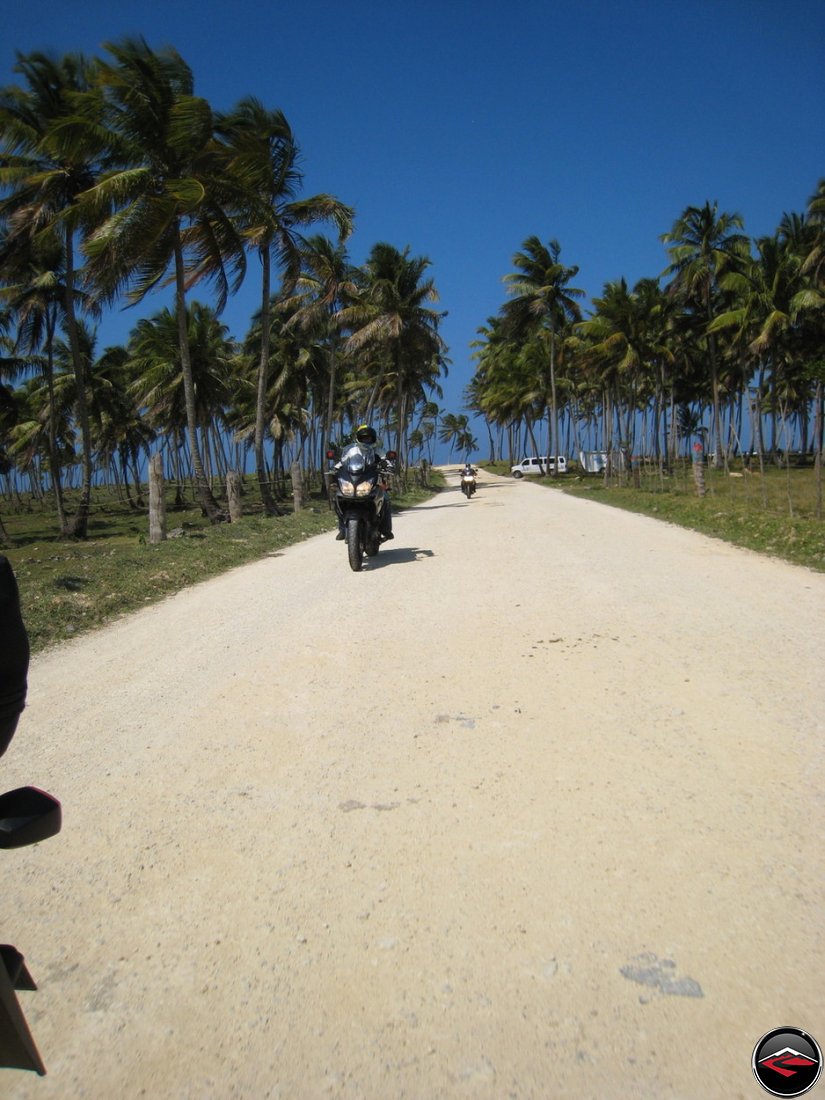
[0, 786, 62, 1075]
[0, 786, 61, 849]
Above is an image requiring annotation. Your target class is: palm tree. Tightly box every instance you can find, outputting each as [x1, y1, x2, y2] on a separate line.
[796, 181, 825, 516]
[800, 179, 825, 286]
[0, 50, 104, 536]
[81, 37, 246, 521]
[0, 232, 73, 531]
[127, 302, 235, 492]
[470, 315, 538, 463]
[438, 412, 469, 461]
[236, 296, 319, 495]
[340, 243, 445, 468]
[52, 321, 156, 506]
[215, 101, 353, 514]
[662, 201, 750, 468]
[286, 234, 360, 468]
[577, 277, 674, 475]
[502, 237, 583, 475]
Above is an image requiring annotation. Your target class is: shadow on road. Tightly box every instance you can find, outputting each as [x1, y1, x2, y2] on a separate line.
[366, 546, 435, 569]
[412, 499, 473, 510]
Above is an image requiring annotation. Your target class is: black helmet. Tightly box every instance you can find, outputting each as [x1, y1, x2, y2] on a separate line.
[355, 423, 377, 446]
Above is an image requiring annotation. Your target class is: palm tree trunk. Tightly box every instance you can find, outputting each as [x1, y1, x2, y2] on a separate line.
[64, 229, 93, 538]
[395, 350, 405, 460]
[254, 245, 281, 515]
[324, 326, 338, 457]
[44, 313, 69, 535]
[173, 231, 224, 522]
[549, 326, 559, 477]
[814, 379, 823, 521]
[525, 418, 542, 466]
[707, 315, 726, 471]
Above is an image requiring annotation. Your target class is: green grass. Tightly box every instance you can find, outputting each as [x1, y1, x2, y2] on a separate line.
[2, 471, 444, 653]
[484, 459, 825, 573]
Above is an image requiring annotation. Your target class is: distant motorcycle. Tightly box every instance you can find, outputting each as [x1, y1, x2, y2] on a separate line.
[330, 446, 397, 572]
[460, 466, 477, 498]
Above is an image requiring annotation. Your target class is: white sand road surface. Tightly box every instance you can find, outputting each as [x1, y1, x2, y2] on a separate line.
[1, 468, 823, 1099]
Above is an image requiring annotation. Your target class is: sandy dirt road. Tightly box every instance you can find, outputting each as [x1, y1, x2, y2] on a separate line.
[1, 468, 823, 1099]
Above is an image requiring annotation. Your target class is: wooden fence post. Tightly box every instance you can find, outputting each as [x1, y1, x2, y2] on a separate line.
[226, 470, 243, 523]
[148, 452, 166, 543]
[291, 461, 304, 512]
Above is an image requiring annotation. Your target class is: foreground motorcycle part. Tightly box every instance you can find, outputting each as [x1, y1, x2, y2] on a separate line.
[0, 786, 62, 849]
[0, 786, 61, 1074]
[0, 947, 46, 1075]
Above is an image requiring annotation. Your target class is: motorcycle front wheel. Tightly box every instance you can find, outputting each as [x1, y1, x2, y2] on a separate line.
[346, 518, 363, 572]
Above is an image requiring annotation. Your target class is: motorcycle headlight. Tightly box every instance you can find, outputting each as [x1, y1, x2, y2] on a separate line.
[355, 479, 376, 497]
[338, 480, 355, 497]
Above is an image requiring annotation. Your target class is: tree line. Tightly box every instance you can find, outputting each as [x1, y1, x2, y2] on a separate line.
[0, 39, 449, 541]
[3, 39, 822, 543]
[470, 189, 824, 501]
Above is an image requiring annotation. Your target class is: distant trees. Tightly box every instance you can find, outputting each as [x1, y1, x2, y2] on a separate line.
[0, 51, 104, 535]
[338, 242, 447, 471]
[215, 100, 352, 514]
[471, 184, 825, 496]
[501, 237, 584, 475]
[0, 40, 446, 539]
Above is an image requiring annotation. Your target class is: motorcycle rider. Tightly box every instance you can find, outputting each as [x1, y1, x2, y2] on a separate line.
[333, 424, 394, 542]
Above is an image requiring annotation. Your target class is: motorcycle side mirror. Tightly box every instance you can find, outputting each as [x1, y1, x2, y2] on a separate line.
[386, 451, 397, 461]
[0, 787, 62, 850]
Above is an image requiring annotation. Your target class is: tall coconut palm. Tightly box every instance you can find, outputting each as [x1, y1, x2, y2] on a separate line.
[127, 302, 235, 487]
[502, 236, 583, 475]
[81, 37, 245, 521]
[286, 234, 360, 467]
[438, 412, 469, 461]
[52, 321, 156, 506]
[340, 242, 445, 467]
[215, 100, 353, 514]
[0, 50, 104, 535]
[578, 277, 675, 472]
[0, 232, 73, 531]
[796, 181, 825, 516]
[236, 297, 326, 489]
[799, 179, 825, 286]
[661, 201, 749, 468]
[470, 315, 537, 463]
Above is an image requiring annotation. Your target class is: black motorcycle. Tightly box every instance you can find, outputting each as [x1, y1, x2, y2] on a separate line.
[330, 446, 396, 572]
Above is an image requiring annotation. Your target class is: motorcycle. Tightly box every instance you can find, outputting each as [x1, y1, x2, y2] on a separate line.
[329, 446, 397, 572]
[460, 467, 477, 498]
[0, 785, 62, 1075]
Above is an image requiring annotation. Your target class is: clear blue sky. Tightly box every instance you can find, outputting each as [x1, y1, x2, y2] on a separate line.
[4, 0, 824, 437]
